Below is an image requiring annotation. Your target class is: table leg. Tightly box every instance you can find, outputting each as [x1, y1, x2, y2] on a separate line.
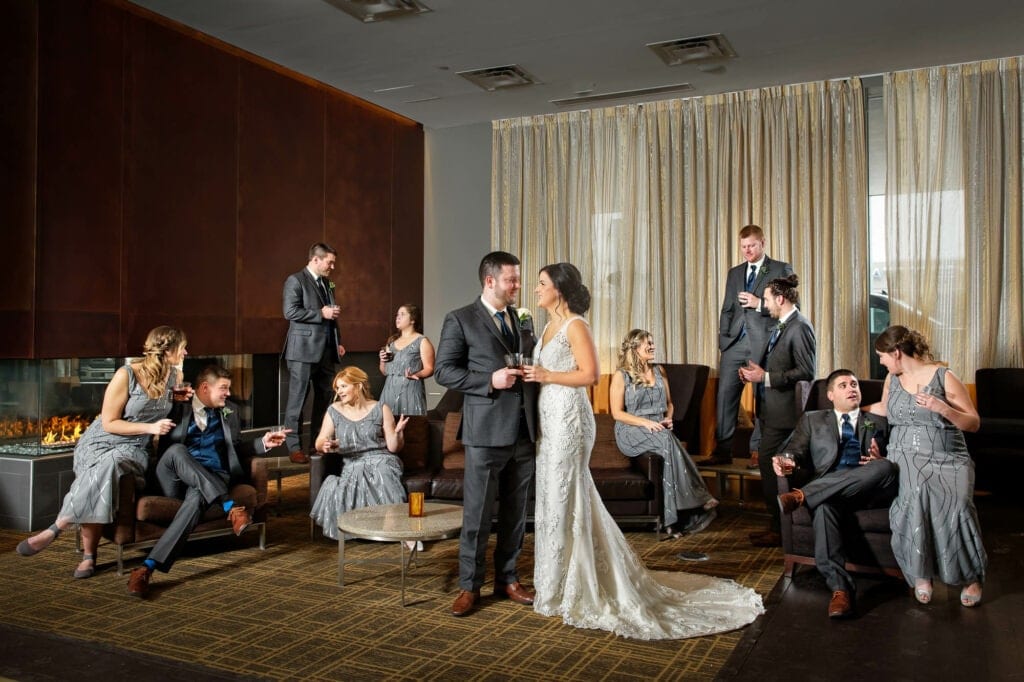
[338, 534, 345, 587]
[399, 542, 407, 606]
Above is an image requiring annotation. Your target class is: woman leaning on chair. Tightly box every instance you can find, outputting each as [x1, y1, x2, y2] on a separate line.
[16, 325, 186, 578]
[868, 325, 986, 607]
[609, 329, 718, 538]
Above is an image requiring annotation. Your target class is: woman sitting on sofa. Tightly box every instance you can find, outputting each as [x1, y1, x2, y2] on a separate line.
[610, 329, 718, 538]
[309, 366, 409, 540]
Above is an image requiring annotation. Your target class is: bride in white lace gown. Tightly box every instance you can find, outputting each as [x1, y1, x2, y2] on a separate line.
[523, 263, 764, 640]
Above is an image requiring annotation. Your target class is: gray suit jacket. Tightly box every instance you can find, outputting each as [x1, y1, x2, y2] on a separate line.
[159, 400, 267, 484]
[782, 410, 889, 485]
[760, 310, 816, 430]
[282, 268, 341, 363]
[718, 256, 794, 355]
[434, 299, 538, 447]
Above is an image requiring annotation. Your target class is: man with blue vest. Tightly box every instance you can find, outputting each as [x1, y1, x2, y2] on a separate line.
[127, 365, 286, 598]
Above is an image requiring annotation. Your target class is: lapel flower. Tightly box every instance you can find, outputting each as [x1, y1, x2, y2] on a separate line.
[862, 419, 875, 433]
[756, 264, 770, 287]
[517, 308, 532, 323]
[328, 281, 336, 291]
[222, 407, 233, 418]
[775, 321, 787, 333]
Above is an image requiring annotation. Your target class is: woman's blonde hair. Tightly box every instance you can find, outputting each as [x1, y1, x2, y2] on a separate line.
[333, 366, 373, 402]
[137, 325, 187, 399]
[616, 329, 653, 385]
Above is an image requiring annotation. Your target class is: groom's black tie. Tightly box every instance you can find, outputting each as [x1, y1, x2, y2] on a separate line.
[495, 311, 515, 347]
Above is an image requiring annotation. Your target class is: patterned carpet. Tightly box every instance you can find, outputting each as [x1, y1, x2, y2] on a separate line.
[0, 476, 782, 681]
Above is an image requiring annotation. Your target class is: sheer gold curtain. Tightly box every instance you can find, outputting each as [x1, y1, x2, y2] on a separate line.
[493, 79, 867, 376]
[885, 58, 1024, 379]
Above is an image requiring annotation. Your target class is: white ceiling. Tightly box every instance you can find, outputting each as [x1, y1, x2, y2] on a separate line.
[130, 0, 1024, 129]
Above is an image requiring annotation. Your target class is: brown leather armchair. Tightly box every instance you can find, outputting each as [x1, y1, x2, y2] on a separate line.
[101, 456, 269, 574]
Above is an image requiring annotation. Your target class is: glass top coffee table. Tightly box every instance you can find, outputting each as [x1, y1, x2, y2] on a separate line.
[336, 502, 462, 606]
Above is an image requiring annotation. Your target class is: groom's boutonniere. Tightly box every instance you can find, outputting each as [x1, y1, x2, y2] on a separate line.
[775, 321, 787, 333]
[756, 264, 770, 287]
[863, 419, 876, 434]
[328, 281, 336, 291]
[222, 407, 233, 418]
[517, 308, 532, 324]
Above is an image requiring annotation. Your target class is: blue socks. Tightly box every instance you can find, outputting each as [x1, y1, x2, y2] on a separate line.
[222, 500, 235, 513]
[143, 558, 156, 570]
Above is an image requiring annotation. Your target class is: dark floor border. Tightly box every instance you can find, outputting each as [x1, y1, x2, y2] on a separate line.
[0, 621, 264, 682]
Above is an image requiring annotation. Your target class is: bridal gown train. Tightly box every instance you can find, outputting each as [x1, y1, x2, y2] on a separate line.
[532, 317, 764, 639]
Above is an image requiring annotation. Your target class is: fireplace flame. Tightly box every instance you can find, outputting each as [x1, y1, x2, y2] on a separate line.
[0, 415, 92, 446]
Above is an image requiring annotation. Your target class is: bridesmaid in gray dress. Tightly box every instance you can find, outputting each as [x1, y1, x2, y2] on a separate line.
[610, 329, 718, 537]
[16, 326, 186, 579]
[378, 304, 435, 416]
[310, 366, 410, 540]
[870, 325, 986, 607]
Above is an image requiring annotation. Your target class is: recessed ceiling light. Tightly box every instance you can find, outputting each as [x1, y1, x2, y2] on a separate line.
[325, 0, 431, 23]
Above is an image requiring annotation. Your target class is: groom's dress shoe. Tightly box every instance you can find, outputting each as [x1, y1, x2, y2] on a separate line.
[494, 581, 535, 605]
[451, 589, 480, 617]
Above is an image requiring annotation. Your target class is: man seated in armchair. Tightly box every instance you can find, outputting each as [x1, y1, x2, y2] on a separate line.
[127, 364, 286, 598]
[774, 369, 896, 619]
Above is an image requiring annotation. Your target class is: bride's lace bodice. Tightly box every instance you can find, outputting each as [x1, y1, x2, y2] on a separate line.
[532, 317, 763, 640]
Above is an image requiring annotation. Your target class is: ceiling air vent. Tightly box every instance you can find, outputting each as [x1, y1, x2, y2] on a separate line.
[647, 33, 736, 67]
[326, 0, 431, 23]
[457, 65, 540, 92]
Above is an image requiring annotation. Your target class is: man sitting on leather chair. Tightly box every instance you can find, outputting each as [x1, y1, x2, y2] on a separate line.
[128, 364, 285, 598]
[774, 369, 897, 619]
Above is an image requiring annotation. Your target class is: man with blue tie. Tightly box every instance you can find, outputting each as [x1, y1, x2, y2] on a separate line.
[774, 369, 896, 618]
[282, 243, 346, 463]
[127, 365, 286, 598]
[711, 225, 793, 465]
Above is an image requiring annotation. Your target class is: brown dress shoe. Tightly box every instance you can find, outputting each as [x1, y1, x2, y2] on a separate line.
[494, 581, 535, 605]
[228, 506, 252, 536]
[828, 590, 853, 618]
[451, 589, 480, 617]
[128, 567, 152, 598]
[749, 530, 782, 547]
[289, 450, 310, 464]
[777, 489, 805, 515]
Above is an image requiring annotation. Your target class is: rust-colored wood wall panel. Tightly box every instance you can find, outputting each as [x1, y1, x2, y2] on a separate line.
[391, 121, 425, 312]
[0, 1, 38, 357]
[3, 0, 423, 360]
[326, 96, 394, 350]
[123, 15, 238, 355]
[35, 0, 124, 357]
[237, 61, 325, 354]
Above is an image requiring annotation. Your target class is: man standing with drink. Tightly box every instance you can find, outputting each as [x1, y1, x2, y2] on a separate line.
[282, 243, 345, 464]
[434, 251, 538, 617]
[711, 225, 793, 465]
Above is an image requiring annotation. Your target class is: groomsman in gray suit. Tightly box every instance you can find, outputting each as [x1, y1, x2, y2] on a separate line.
[127, 365, 287, 598]
[774, 369, 896, 618]
[712, 225, 793, 465]
[739, 274, 816, 546]
[434, 251, 538, 618]
[282, 243, 345, 464]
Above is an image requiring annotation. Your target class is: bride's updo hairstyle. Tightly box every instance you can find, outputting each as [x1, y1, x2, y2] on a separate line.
[540, 262, 591, 315]
[873, 325, 934, 362]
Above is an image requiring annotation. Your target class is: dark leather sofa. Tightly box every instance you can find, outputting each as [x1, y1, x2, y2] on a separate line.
[966, 367, 1024, 494]
[309, 402, 665, 534]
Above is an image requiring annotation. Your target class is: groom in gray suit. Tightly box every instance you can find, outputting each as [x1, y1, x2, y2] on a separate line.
[775, 369, 896, 618]
[434, 251, 539, 617]
[282, 242, 346, 464]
